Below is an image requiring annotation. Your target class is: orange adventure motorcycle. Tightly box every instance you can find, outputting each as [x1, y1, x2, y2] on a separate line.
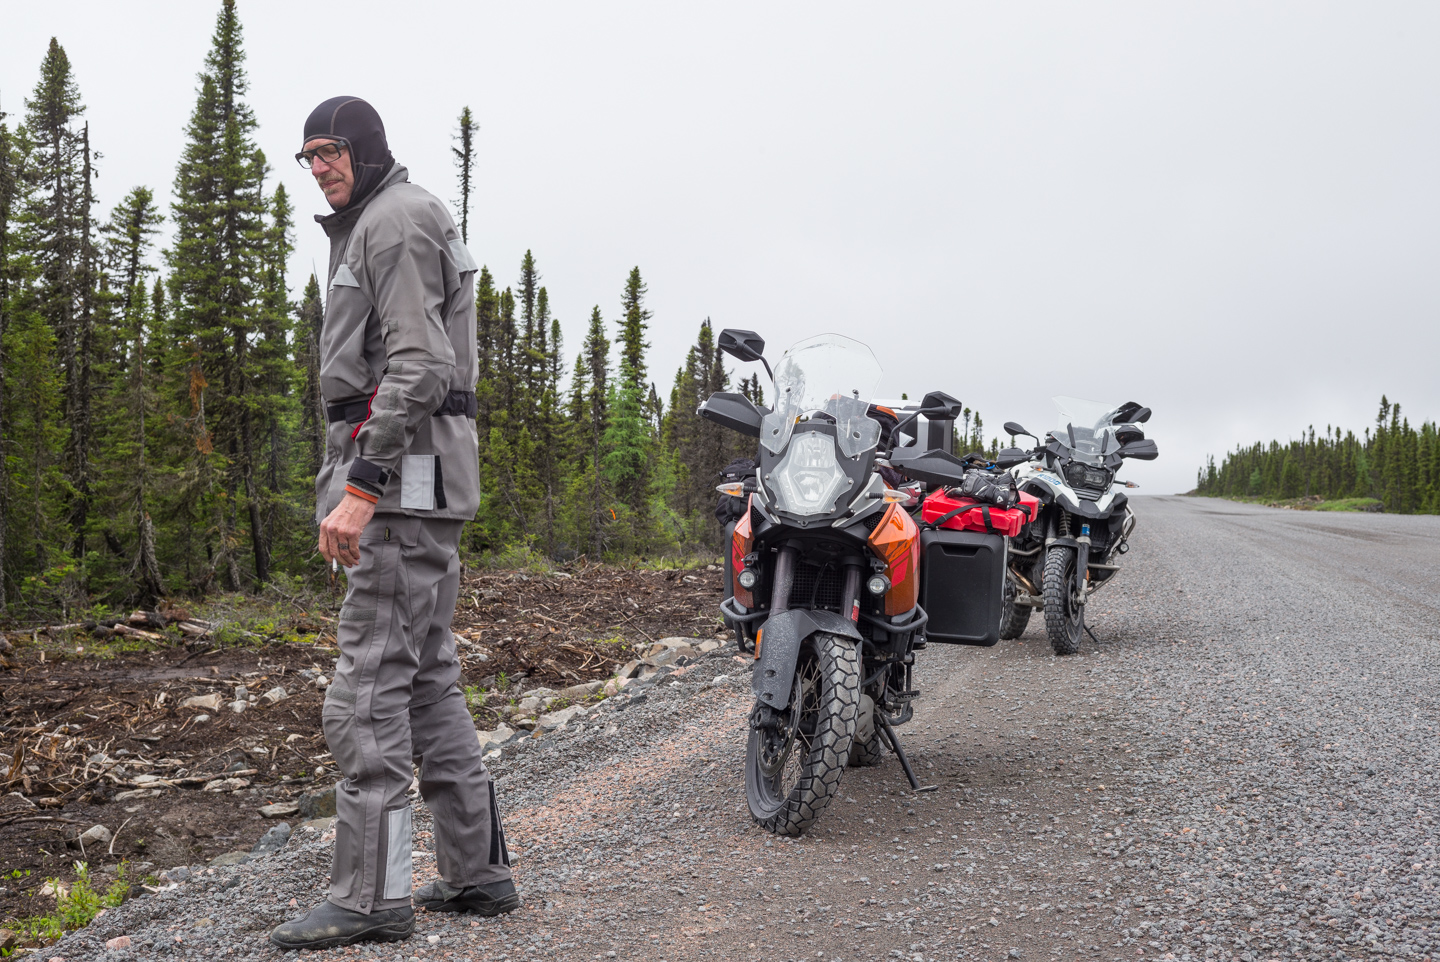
[700, 330, 989, 835]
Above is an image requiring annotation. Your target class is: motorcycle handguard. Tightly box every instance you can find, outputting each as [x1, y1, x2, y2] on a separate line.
[752, 609, 863, 710]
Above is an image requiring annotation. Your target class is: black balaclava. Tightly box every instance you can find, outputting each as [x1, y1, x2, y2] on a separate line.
[303, 96, 395, 210]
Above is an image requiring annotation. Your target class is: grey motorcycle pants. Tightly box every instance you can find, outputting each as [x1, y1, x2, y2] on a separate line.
[323, 514, 512, 914]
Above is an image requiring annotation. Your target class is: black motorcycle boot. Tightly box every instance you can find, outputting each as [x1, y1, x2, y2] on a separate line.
[269, 899, 414, 951]
[414, 878, 521, 916]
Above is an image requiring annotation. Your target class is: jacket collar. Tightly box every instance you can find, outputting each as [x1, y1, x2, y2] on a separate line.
[315, 164, 410, 236]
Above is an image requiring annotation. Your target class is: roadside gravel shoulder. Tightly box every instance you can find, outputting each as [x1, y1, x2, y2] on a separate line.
[48, 496, 1440, 962]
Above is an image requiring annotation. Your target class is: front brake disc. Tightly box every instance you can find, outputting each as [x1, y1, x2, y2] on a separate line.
[757, 674, 809, 778]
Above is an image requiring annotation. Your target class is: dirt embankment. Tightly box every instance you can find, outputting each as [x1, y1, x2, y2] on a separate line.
[0, 562, 725, 929]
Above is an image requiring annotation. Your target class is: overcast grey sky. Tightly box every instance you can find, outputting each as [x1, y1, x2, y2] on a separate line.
[5, 1, 1438, 494]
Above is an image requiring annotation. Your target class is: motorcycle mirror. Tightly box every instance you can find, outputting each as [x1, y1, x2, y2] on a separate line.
[916, 390, 962, 420]
[1115, 425, 1146, 444]
[717, 328, 773, 381]
[1114, 402, 1152, 424]
[718, 329, 765, 362]
[1004, 420, 1036, 440]
[1119, 438, 1159, 461]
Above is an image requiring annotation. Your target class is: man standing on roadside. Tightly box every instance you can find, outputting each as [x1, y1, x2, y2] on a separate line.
[270, 97, 518, 952]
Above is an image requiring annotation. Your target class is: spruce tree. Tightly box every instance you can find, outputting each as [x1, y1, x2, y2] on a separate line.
[105, 187, 162, 319]
[0, 104, 19, 605]
[472, 266, 499, 438]
[495, 287, 518, 415]
[532, 286, 563, 552]
[253, 180, 297, 570]
[661, 320, 734, 546]
[69, 122, 100, 562]
[296, 273, 324, 477]
[617, 267, 650, 390]
[611, 268, 653, 522]
[565, 306, 611, 556]
[740, 373, 765, 407]
[517, 251, 542, 414]
[1, 109, 67, 606]
[477, 276, 543, 549]
[452, 106, 478, 244]
[6, 304, 67, 597]
[602, 367, 649, 549]
[95, 186, 163, 601]
[22, 38, 89, 571]
[165, 0, 271, 589]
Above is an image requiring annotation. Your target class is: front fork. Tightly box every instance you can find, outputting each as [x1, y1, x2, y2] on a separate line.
[1053, 512, 1090, 605]
[750, 546, 864, 720]
[1074, 524, 1090, 603]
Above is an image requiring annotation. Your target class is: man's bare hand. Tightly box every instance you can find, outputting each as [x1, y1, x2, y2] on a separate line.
[319, 493, 376, 567]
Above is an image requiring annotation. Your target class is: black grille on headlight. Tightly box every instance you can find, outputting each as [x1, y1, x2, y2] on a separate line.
[1064, 463, 1111, 495]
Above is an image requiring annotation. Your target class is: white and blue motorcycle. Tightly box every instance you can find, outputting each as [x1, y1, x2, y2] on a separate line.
[997, 397, 1159, 654]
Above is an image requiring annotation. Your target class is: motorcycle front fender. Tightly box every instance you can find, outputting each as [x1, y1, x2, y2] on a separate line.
[752, 609, 862, 710]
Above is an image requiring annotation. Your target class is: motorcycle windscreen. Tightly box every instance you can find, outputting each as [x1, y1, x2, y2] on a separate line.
[1051, 395, 1121, 462]
[761, 334, 883, 456]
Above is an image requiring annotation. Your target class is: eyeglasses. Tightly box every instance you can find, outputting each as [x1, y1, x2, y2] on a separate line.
[295, 140, 349, 169]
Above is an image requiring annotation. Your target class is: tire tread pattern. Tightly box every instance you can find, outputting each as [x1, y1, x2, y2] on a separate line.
[848, 728, 884, 767]
[998, 574, 1032, 640]
[1043, 548, 1083, 656]
[752, 633, 860, 836]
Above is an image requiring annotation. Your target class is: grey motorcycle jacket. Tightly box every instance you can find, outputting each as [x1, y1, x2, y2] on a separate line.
[314, 164, 480, 522]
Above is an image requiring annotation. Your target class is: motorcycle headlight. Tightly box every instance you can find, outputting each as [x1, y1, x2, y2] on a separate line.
[771, 432, 848, 516]
[1064, 463, 1111, 491]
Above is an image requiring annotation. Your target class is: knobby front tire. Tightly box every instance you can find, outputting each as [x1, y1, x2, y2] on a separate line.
[745, 632, 860, 836]
[1043, 547, 1084, 656]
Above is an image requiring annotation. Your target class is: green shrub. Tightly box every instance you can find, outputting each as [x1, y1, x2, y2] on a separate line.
[13, 862, 129, 947]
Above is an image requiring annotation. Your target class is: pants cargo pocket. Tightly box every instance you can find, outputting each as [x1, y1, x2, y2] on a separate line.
[322, 683, 361, 775]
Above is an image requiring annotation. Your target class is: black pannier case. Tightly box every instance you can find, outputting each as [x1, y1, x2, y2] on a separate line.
[918, 528, 1005, 646]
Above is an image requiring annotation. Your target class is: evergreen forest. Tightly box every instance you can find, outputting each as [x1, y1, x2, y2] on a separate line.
[0, 4, 1001, 617]
[1194, 397, 1440, 513]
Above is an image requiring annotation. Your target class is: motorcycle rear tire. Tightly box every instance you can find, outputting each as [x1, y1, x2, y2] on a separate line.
[848, 693, 883, 767]
[745, 632, 859, 836]
[999, 574, 1032, 640]
[1043, 547, 1084, 656]
[848, 730, 884, 767]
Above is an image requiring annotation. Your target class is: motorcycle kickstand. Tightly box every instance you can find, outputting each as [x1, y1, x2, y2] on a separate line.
[1084, 624, 1101, 645]
[876, 712, 934, 792]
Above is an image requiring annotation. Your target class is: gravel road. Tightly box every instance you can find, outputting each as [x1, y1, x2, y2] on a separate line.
[49, 497, 1440, 962]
